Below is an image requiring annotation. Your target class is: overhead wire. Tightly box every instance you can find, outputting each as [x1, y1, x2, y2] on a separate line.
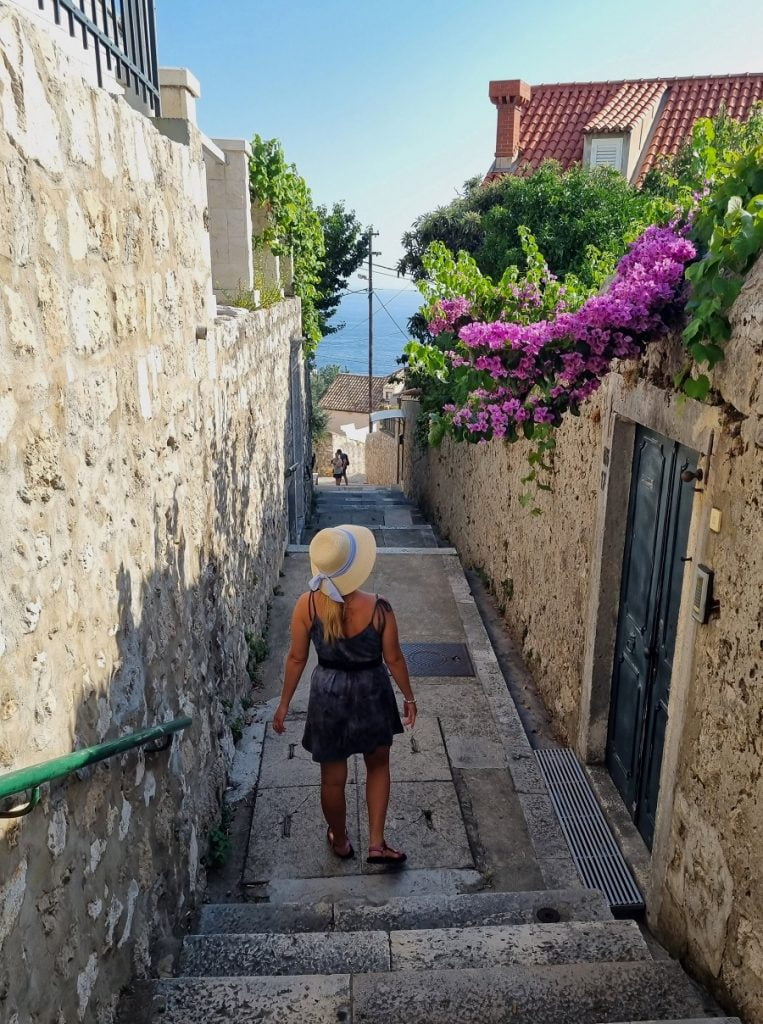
[373, 290, 411, 341]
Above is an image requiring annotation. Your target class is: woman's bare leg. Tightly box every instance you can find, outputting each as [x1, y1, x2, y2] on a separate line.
[320, 759, 349, 843]
[363, 745, 391, 848]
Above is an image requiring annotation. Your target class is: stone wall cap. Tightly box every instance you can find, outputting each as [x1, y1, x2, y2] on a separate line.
[200, 132, 225, 164]
[159, 67, 201, 98]
[212, 138, 252, 156]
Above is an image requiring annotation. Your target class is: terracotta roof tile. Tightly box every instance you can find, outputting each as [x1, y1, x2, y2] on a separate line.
[637, 73, 763, 181]
[319, 373, 389, 414]
[584, 80, 666, 132]
[491, 73, 763, 181]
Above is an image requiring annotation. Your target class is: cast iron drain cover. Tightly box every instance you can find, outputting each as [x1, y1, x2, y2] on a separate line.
[400, 642, 475, 677]
[535, 906, 561, 923]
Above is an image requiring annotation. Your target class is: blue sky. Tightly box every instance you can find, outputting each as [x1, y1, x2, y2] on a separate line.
[156, 0, 762, 284]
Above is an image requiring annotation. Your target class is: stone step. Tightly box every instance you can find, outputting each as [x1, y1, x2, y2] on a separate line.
[180, 920, 649, 978]
[198, 887, 612, 935]
[602, 1020, 742, 1024]
[245, 866, 485, 904]
[389, 920, 650, 971]
[153, 961, 717, 1024]
[153, 974, 350, 1024]
[334, 887, 613, 932]
[179, 930, 390, 977]
[351, 961, 718, 1024]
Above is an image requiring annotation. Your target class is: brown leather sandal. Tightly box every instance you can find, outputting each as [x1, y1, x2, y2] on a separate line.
[367, 841, 407, 865]
[327, 827, 354, 859]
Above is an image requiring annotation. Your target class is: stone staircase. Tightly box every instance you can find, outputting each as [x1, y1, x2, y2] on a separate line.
[152, 888, 737, 1023]
[148, 486, 738, 1024]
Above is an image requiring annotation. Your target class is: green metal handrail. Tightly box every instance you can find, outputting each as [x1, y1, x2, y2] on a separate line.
[0, 717, 192, 818]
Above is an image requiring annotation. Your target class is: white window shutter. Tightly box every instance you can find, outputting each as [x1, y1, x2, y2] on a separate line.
[590, 137, 623, 170]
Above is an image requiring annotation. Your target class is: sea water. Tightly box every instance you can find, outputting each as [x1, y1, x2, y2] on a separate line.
[315, 288, 422, 375]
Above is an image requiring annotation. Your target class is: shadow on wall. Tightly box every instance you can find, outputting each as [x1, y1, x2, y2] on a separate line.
[0, 394, 292, 1024]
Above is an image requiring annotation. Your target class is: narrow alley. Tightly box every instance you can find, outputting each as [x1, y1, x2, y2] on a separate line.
[148, 485, 737, 1024]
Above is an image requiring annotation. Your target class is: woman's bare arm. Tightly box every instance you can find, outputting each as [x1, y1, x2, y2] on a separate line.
[273, 594, 311, 734]
[380, 605, 416, 726]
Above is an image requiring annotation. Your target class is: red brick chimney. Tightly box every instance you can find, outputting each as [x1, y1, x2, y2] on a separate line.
[489, 79, 532, 168]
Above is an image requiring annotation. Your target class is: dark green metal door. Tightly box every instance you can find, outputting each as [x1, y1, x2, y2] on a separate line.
[606, 427, 697, 848]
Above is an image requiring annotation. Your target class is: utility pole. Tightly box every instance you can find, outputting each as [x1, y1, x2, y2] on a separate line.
[367, 227, 379, 432]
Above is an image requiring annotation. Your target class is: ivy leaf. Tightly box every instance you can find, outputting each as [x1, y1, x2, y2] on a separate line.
[682, 375, 711, 401]
[427, 417, 448, 448]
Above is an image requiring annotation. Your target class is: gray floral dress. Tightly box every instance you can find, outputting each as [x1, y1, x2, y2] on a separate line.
[302, 595, 404, 763]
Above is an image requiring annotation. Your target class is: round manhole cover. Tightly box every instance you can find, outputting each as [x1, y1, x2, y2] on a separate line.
[535, 906, 561, 923]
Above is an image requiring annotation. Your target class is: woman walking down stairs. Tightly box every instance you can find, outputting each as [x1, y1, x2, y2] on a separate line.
[143, 487, 735, 1024]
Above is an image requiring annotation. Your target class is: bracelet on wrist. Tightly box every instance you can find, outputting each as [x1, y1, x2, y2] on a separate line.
[403, 698, 416, 706]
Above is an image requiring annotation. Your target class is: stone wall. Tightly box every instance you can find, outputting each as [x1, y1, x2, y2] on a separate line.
[404, 258, 763, 1021]
[315, 432, 366, 479]
[366, 429, 400, 487]
[0, 8, 306, 1023]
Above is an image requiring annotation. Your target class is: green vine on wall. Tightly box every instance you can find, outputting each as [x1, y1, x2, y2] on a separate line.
[644, 109, 763, 399]
[249, 135, 325, 351]
[679, 138, 763, 399]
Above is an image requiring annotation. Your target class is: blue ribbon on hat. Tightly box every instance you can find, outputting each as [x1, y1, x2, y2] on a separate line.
[309, 528, 357, 603]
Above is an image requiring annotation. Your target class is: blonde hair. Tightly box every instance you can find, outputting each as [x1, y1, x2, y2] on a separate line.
[315, 591, 345, 645]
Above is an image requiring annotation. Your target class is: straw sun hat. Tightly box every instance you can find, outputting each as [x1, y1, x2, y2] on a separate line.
[308, 525, 377, 603]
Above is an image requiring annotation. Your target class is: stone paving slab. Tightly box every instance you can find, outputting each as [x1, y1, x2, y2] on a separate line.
[226, 721, 266, 803]
[244, 786, 361, 884]
[180, 930, 390, 977]
[440, 555, 582, 889]
[259, 729, 357, 789]
[350, 961, 715, 1024]
[516, 792, 573, 860]
[382, 508, 414, 526]
[246, 868, 485, 903]
[450, 767, 545, 891]
[356, 718, 452, 784]
[154, 974, 350, 1024]
[365, 556, 466, 638]
[359, 780, 474, 873]
[333, 887, 613, 932]
[414, 683, 492, 718]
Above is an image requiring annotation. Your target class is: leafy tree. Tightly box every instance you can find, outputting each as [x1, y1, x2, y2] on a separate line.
[315, 203, 369, 334]
[642, 102, 763, 202]
[399, 162, 651, 286]
[249, 135, 325, 350]
[309, 363, 346, 442]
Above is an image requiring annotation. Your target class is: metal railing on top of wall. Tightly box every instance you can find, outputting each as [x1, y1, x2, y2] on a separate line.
[35, 0, 161, 114]
[0, 716, 191, 818]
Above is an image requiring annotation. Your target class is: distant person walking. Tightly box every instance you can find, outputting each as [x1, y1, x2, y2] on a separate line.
[331, 450, 344, 486]
[273, 525, 416, 864]
[340, 449, 350, 485]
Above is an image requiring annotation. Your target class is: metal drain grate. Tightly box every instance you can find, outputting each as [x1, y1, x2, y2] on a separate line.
[400, 642, 475, 676]
[535, 748, 644, 915]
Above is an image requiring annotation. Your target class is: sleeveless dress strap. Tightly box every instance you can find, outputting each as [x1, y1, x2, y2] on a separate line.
[373, 596, 392, 634]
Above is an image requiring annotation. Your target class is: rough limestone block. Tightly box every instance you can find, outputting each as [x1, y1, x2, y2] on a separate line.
[389, 919, 649, 971]
[359, 780, 474, 873]
[154, 975, 351, 1024]
[351, 961, 716, 1024]
[244, 785, 361, 884]
[180, 930, 390, 977]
